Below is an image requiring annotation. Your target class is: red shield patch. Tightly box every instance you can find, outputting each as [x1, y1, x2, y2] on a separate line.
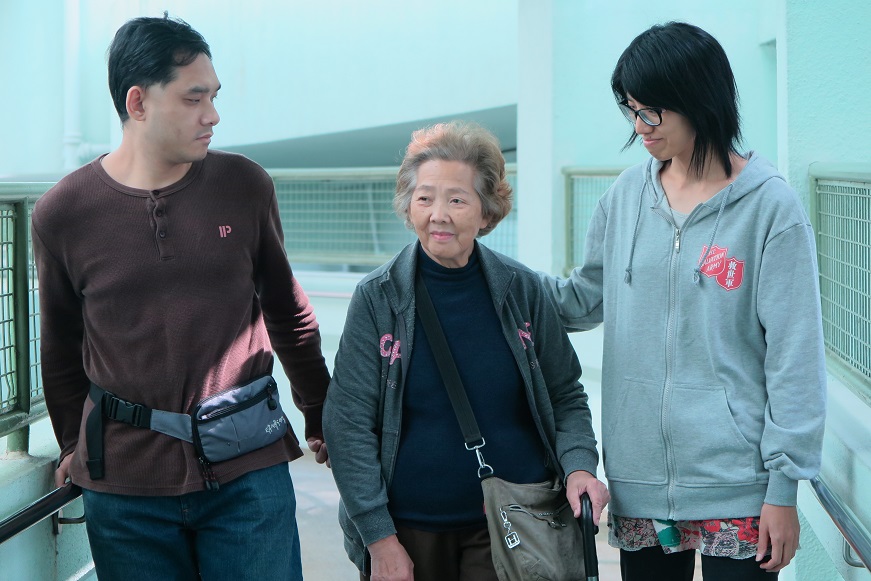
[698, 245, 729, 277]
[716, 257, 744, 291]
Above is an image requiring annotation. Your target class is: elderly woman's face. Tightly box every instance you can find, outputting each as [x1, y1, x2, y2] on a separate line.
[409, 160, 488, 269]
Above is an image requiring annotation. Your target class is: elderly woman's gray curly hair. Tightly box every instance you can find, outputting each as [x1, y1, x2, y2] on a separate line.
[394, 121, 512, 236]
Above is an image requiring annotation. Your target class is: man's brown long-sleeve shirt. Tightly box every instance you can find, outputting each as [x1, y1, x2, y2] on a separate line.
[31, 151, 330, 495]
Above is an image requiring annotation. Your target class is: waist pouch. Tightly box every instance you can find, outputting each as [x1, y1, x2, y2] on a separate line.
[85, 374, 287, 490]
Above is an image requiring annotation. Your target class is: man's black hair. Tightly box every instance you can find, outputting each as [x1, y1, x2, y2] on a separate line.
[107, 14, 211, 123]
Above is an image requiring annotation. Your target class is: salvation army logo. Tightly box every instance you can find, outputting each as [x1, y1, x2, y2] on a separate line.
[699, 245, 745, 291]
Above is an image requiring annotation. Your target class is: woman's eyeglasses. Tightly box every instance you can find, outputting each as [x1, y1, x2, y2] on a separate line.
[619, 101, 664, 127]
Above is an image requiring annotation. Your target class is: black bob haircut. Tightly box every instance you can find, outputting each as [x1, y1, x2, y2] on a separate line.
[611, 21, 742, 178]
[108, 14, 211, 123]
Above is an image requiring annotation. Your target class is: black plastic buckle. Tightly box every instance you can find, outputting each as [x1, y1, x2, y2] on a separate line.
[86, 458, 104, 480]
[104, 396, 146, 427]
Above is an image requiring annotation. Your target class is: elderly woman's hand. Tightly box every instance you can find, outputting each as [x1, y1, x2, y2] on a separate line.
[368, 535, 414, 581]
[566, 470, 610, 526]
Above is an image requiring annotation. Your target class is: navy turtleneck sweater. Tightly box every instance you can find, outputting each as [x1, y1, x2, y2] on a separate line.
[388, 245, 549, 531]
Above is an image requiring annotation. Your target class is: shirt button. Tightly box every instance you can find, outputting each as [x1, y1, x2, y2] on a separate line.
[155, 210, 164, 217]
[158, 231, 166, 239]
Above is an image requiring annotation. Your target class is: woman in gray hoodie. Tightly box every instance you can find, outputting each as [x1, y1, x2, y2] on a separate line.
[541, 22, 826, 580]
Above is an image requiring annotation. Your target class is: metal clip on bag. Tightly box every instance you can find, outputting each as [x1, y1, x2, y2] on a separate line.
[86, 375, 288, 491]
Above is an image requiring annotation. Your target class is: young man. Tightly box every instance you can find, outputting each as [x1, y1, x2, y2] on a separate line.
[31, 15, 330, 580]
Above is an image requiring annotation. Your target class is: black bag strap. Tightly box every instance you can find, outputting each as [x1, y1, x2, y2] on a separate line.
[414, 270, 493, 479]
[85, 385, 106, 479]
[85, 384, 154, 480]
[85, 384, 197, 480]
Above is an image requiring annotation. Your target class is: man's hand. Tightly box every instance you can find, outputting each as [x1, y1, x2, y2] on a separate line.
[566, 470, 610, 525]
[368, 535, 414, 581]
[306, 437, 330, 468]
[55, 453, 74, 487]
[757, 503, 799, 572]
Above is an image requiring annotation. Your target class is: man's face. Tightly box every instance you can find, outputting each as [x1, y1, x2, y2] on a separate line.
[138, 53, 221, 165]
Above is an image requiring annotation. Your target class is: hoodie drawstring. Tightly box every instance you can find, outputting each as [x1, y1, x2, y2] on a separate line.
[692, 185, 733, 284]
[624, 181, 646, 285]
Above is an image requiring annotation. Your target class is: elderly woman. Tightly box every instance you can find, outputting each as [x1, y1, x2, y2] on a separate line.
[323, 121, 609, 581]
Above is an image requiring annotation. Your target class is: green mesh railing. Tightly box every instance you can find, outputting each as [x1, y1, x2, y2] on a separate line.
[0, 184, 51, 441]
[811, 165, 871, 396]
[564, 168, 622, 272]
[272, 166, 518, 266]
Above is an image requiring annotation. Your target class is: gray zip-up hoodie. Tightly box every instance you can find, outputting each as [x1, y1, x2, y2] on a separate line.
[541, 153, 826, 521]
[324, 241, 600, 571]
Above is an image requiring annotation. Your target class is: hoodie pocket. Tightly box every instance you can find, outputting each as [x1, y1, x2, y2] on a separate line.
[669, 384, 758, 485]
[604, 378, 667, 484]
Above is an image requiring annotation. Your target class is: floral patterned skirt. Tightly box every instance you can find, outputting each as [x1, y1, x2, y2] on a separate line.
[609, 514, 763, 559]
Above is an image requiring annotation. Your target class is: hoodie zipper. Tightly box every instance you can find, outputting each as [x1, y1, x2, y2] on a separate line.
[662, 220, 681, 519]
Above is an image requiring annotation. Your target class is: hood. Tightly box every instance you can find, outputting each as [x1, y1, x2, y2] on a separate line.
[624, 152, 784, 285]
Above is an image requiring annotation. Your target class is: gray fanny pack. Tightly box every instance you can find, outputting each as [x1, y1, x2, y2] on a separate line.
[86, 374, 287, 490]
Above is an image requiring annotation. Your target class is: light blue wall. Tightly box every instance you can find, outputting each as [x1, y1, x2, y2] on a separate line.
[0, 0, 66, 175]
[0, 0, 517, 176]
[779, 0, 871, 205]
[551, 0, 777, 169]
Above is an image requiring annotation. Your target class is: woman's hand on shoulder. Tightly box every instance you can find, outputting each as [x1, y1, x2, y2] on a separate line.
[566, 470, 610, 525]
[368, 534, 414, 581]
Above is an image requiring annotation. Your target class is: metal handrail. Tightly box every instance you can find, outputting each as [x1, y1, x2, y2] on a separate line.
[0, 483, 82, 545]
[810, 476, 871, 569]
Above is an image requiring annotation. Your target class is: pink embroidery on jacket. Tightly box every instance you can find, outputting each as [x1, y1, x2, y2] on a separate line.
[379, 333, 401, 365]
[518, 322, 534, 350]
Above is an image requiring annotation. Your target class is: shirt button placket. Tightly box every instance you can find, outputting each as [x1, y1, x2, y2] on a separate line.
[152, 192, 170, 256]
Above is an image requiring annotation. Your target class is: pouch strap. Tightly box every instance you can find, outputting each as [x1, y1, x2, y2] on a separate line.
[85, 385, 106, 479]
[86, 384, 196, 479]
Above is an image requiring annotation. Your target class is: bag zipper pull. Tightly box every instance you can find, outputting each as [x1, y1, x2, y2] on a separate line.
[267, 385, 278, 411]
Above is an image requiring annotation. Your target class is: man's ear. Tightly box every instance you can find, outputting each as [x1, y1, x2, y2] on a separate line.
[126, 86, 146, 121]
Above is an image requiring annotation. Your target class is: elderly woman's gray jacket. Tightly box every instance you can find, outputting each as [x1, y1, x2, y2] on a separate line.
[323, 241, 599, 571]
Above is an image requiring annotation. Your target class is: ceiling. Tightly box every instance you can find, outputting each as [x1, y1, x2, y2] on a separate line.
[221, 105, 517, 169]
[0, 105, 516, 181]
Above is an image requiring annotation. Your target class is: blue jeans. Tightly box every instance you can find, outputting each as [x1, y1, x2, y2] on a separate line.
[82, 463, 302, 581]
